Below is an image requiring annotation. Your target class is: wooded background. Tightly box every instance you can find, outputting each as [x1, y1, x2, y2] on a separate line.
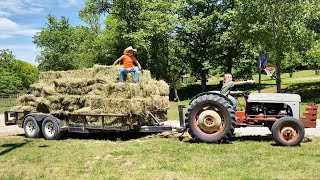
[1, 0, 320, 99]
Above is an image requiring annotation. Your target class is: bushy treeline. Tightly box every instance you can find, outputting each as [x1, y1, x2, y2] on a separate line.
[0, 50, 39, 95]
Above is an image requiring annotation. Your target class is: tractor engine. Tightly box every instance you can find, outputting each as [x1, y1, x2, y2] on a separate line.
[247, 102, 293, 117]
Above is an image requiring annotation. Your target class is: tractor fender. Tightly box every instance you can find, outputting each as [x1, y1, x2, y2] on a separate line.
[189, 91, 233, 105]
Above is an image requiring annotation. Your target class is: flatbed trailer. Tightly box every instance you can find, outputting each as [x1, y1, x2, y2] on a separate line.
[4, 105, 187, 140]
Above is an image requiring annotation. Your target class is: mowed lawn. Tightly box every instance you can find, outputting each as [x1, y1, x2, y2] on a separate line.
[1, 135, 320, 179]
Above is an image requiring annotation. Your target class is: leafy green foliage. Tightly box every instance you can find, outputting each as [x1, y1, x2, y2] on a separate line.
[230, 0, 318, 92]
[0, 50, 38, 95]
[306, 42, 320, 75]
[33, 0, 320, 95]
[33, 15, 98, 71]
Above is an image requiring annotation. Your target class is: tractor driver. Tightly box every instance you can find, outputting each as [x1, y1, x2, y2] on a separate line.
[220, 73, 254, 109]
[113, 46, 142, 83]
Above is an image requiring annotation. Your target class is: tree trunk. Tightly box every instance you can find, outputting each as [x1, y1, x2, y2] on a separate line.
[276, 52, 282, 93]
[227, 46, 233, 74]
[201, 73, 207, 92]
[172, 82, 180, 102]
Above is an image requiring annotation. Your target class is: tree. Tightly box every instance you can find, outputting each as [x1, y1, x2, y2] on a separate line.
[33, 15, 97, 71]
[231, 0, 317, 92]
[12, 60, 39, 89]
[0, 50, 38, 95]
[306, 42, 320, 75]
[176, 0, 228, 92]
[80, 0, 187, 101]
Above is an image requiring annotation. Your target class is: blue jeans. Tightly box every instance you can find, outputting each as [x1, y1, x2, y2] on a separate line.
[119, 67, 139, 83]
[228, 95, 237, 109]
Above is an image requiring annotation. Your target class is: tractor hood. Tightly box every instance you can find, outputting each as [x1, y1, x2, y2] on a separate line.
[248, 93, 301, 103]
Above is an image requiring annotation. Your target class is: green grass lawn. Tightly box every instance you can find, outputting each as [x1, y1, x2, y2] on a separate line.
[1, 135, 320, 179]
[0, 98, 18, 114]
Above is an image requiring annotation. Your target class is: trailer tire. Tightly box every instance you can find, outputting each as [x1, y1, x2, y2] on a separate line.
[185, 94, 236, 143]
[271, 117, 305, 146]
[23, 116, 42, 138]
[42, 117, 62, 140]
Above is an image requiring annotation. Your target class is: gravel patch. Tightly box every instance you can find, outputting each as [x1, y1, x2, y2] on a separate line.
[0, 114, 24, 136]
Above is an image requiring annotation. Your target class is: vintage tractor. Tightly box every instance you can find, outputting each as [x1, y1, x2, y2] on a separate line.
[184, 91, 318, 146]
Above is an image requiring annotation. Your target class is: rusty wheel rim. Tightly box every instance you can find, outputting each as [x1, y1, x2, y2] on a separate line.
[193, 105, 226, 137]
[278, 123, 300, 143]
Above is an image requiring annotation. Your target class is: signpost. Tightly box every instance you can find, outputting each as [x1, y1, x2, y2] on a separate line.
[258, 53, 268, 93]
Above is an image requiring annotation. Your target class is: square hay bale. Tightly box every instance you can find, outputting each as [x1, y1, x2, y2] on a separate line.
[41, 84, 56, 97]
[84, 95, 105, 110]
[11, 106, 36, 112]
[140, 70, 152, 83]
[18, 94, 36, 104]
[93, 65, 119, 83]
[157, 80, 170, 96]
[60, 68, 95, 79]
[39, 71, 62, 80]
[60, 95, 85, 112]
[140, 80, 161, 97]
[102, 98, 131, 114]
[74, 107, 92, 113]
[140, 80, 169, 97]
[130, 98, 147, 114]
[30, 83, 46, 97]
[84, 96, 133, 114]
[54, 78, 96, 94]
[151, 95, 169, 110]
[90, 83, 143, 98]
[54, 78, 96, 88]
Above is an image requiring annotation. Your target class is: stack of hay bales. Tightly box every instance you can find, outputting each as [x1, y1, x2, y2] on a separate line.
[13, 65, 169, 117]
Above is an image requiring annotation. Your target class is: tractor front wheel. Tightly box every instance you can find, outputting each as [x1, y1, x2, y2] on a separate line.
[271, 117, 305, 146]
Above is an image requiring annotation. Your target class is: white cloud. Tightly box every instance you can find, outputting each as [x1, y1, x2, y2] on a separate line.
[0, 44, 40, 65]
[0, 17, 19, 30]
[0, 0, 84, 17]
[0, 18, 40, 39]
[59, 0, 79, 8]
[0, 0, 45, 17]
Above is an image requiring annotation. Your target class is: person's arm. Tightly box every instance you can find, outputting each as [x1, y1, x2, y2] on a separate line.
[113, 55, 124, 65]
[134, 58, 141, 70]
[230, 90, 244, 95]
[234, 80, 254, 85]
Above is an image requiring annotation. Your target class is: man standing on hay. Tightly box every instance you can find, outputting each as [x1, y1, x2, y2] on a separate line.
[113, 46, 142, 83]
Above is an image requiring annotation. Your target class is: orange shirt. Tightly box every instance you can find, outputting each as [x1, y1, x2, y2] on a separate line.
[123, 55, 135, 68]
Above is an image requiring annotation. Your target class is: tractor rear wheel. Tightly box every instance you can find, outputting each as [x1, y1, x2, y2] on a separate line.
[185, 94, 236, 143]
[271, 117, 305, 146]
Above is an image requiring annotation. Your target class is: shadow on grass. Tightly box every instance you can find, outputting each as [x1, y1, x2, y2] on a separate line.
[232, 135, 274, 142]
[158, 132, 276, 144]
[283, 81, 320, 103]
[0, 139, 31, 156]
[66, 132, 160, 141]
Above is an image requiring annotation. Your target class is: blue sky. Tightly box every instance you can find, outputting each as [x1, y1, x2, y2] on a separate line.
[0, 0, 88, 66]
